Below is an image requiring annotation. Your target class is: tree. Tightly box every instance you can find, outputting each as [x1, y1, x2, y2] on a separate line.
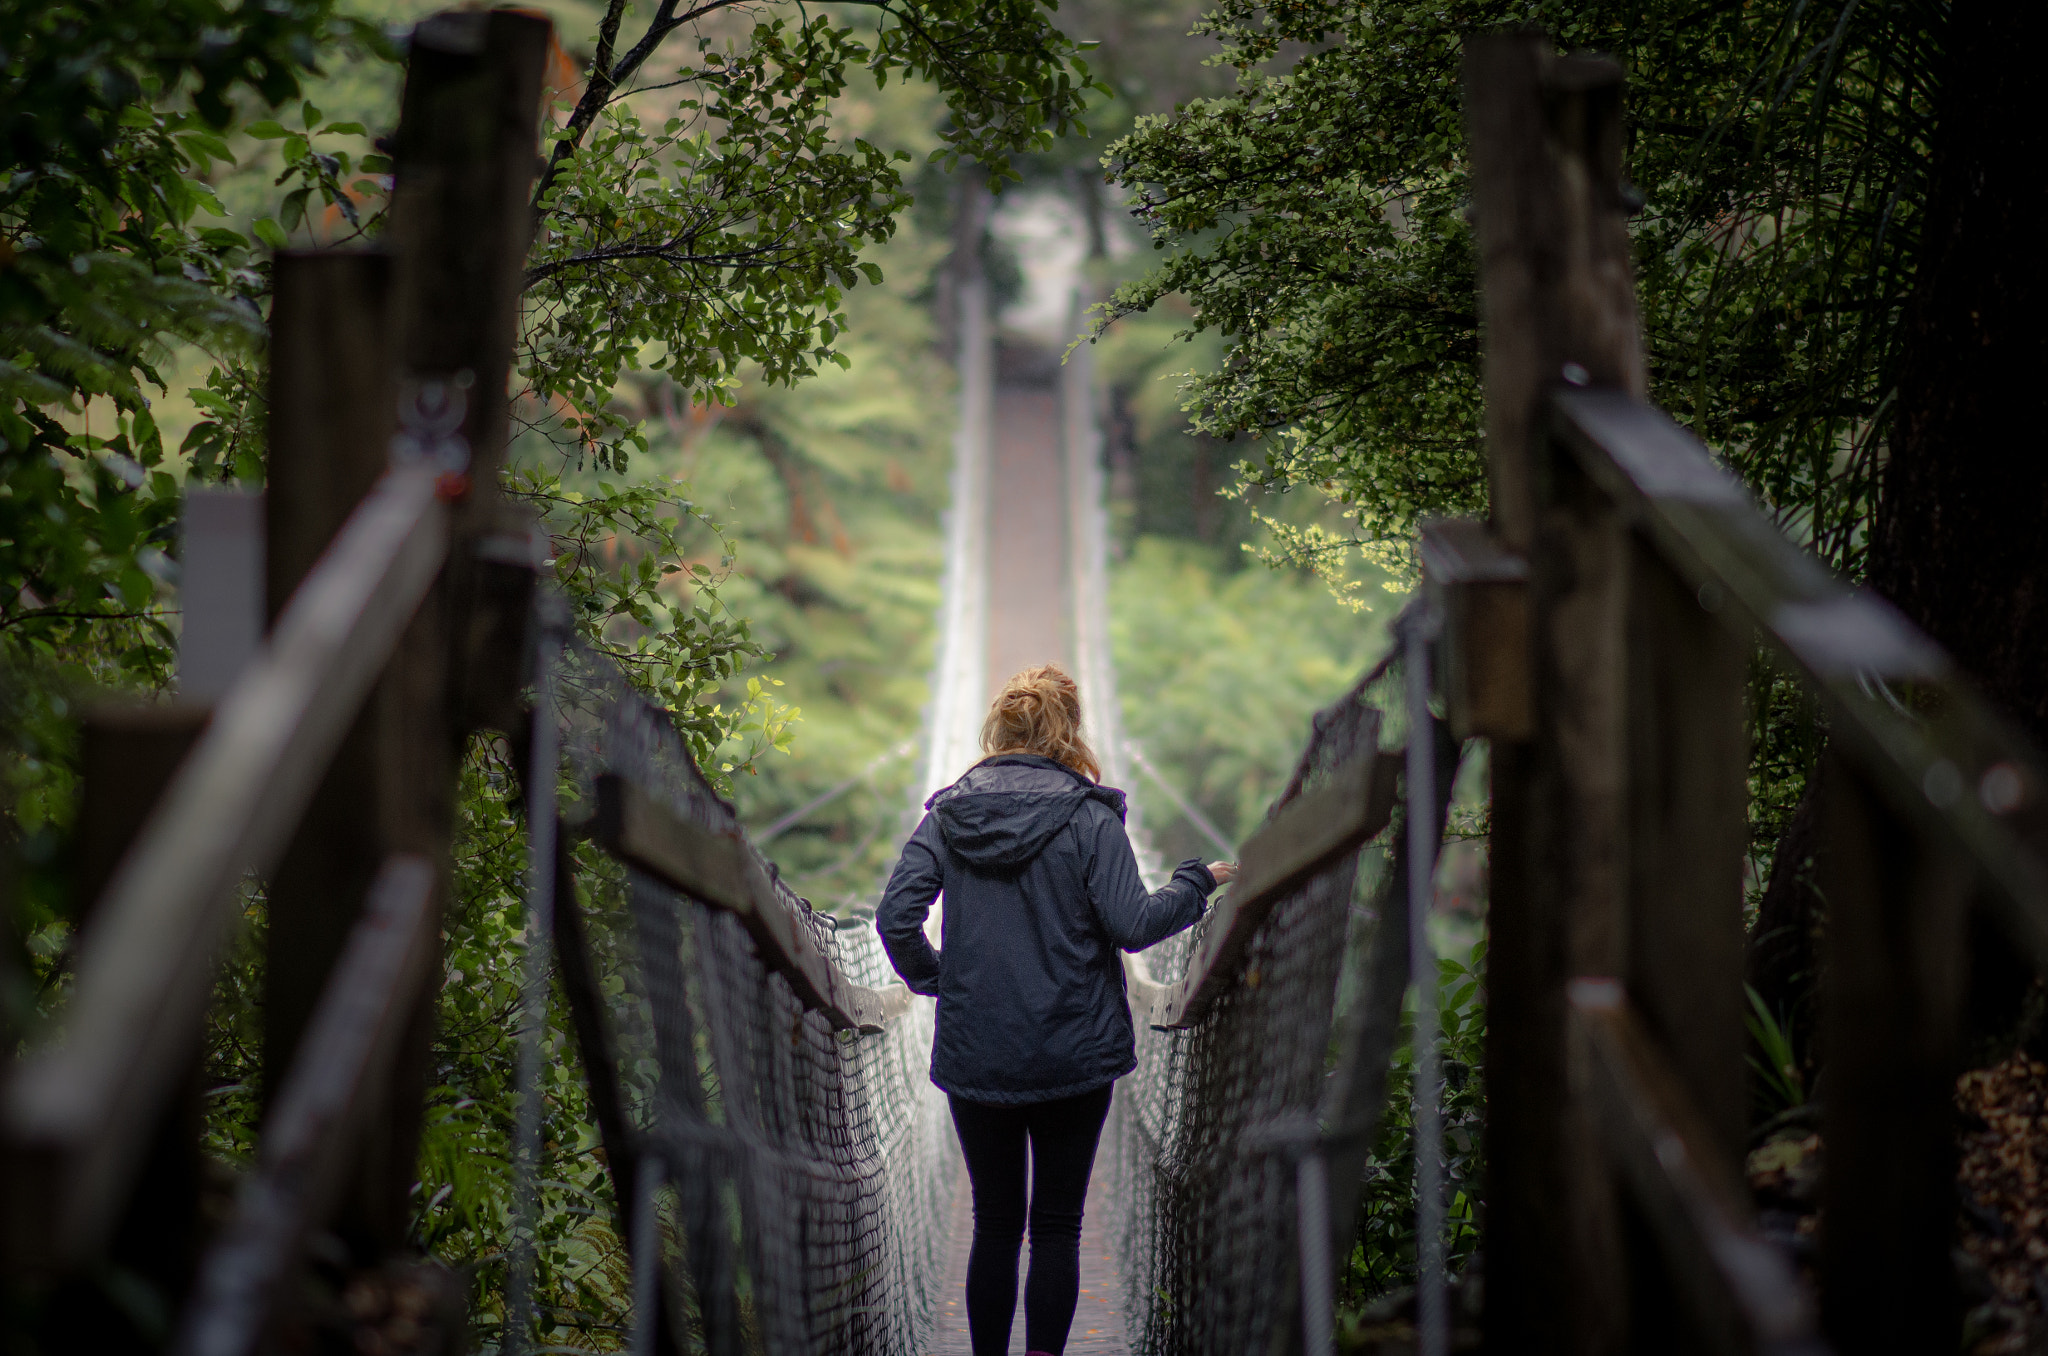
[1095, 0, 2048, 1307]
[1098, 0, 1957, 1016]
[0, 1, 381, 681]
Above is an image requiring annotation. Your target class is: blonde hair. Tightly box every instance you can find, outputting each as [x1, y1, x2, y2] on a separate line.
[980, 663, 1100, 781]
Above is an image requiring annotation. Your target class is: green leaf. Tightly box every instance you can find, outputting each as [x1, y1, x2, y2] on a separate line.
[250, 218, 289, 250]
[278, 188, 313, 233]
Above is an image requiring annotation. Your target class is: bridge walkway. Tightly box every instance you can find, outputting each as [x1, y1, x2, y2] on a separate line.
[926, 337, 1128, 1354]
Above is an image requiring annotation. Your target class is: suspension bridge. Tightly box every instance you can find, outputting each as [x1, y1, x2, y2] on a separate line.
[5, 15, 2047, 1356]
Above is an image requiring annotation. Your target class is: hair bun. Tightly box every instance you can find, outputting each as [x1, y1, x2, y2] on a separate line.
[978, 663, 1099, 781]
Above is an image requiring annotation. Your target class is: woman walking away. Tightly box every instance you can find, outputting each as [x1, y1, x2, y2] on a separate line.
[878, 664, 1234, 1356]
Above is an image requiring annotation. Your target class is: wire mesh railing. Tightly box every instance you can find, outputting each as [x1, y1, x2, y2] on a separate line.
[512, 633, 957, 1355]
[1105, 645, 1418, 1356]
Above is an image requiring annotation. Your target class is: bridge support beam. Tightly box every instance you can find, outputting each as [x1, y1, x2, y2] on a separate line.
[1467, 32, 1752, 1356]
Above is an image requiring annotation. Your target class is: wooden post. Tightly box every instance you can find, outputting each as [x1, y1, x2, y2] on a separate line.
[259, 7, 549, 1262]
[75, 705, 210, 1336]
[1622, 548, 1747, 1155]
[262, 251, 393, 1093]
[1620, 543, 1749, 1350]
[1463, 33, 1646, 1356]
[355, 6, 550, 1251]
[1819, 757, 1965, 1350]
[350, 8, 547, 1254]
[261, 249, 409, 1269]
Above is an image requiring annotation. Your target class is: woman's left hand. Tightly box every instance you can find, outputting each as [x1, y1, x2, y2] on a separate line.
[1207, 861, 1238, 887]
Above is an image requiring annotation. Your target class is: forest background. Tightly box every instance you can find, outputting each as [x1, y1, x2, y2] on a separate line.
[8, 0, 2043, 1347]
[0, 0, 1393, 1345]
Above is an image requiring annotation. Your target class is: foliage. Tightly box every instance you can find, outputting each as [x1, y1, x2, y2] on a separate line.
[697, 221, 956, 901]
[1745, 982, 1806, 1117]
[0, 1, 386, 675]
[4, 0, 1089, 1344]
[1100, 0, 1941, 582]
[1110, 535, 1391, 861]
[1097, 0, 1948, 933]
[509, 460, 788, 777]
[520, 0, 1105, 472]
[1340, 935, 1486, 1308]
[507, 0, 1106, 759]
[417, 748, 637, 1348]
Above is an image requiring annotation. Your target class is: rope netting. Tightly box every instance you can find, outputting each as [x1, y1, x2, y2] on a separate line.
[512, 636, 958, 1354]
[1105, 650, 1412, 1356]
[493, 349, 1434, 1354]
[493, 622, 1441, 1356]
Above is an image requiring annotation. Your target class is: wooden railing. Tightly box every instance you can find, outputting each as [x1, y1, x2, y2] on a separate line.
[1144, 750, 1399, 1029]
[590, 772, 913, 1032]
[1432, 30, 2048, 1355]
[1, 10, 557, 1350]
[4, 467, 446, 1260]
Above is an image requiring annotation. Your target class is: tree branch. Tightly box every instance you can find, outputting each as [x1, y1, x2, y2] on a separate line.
[525, 234, 810, 288]
[0, 605, 172, 632]
[532, 0, 758, 212]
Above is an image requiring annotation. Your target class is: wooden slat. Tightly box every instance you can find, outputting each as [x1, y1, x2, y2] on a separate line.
[1152, 751, 1399, 1029]
[349, 7, 552, 1251]
[1568, 981, 1828, 1356]
[1463, 35, 1647, 1354]
[589, 774, 911, 1033]
[1551, 388, 2048, 971]
[173, 857, 439, 1356]
[1320, 718, 1460, 1266]
[1624, 542, 1749, 1172]
[1816, 759, 1966, 1349]
[261, 249, 396, 1119]
[67, 704, 212, 1292]
[1419, 517, 1530, 740]
[1, 466, 447, 1264]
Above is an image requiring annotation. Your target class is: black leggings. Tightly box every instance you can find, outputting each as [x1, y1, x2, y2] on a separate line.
[948, 1083, 1114, 1356]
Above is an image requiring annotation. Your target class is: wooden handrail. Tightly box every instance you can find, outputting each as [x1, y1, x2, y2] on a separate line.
[1551, 389, 2048, 970]
[1568, 980, 1828, 1356]
[2, 465, 447, 1264]
[173, 856, 439, 1356]
[589, 773, 912, 1032]
[1151, 750, 1401, 1029]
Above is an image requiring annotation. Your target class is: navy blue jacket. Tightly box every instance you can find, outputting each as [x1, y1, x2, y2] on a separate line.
[876, 753, 1216, 1104]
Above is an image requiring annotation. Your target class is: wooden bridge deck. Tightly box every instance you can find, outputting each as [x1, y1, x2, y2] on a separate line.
[930, 1158, 1130, 1355]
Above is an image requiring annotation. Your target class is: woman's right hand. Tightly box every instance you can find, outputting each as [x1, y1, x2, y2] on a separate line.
[1207, 861, 1238, 887]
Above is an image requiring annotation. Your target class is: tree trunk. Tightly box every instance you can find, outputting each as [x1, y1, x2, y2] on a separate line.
[1870, 0, 2048, 729]
[1867, 0, 2048, 1050]
[1750, 0, 2048, 1074]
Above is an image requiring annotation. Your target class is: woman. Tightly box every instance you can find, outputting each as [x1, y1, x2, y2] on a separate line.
[877, 664, 1234, 1356]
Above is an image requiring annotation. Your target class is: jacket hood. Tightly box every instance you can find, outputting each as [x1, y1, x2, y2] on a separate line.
[927, 754, 1126, 872]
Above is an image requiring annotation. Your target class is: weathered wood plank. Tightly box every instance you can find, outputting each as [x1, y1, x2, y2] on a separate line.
[1817, 759, 1965, 1351]
[1624, 542, 1749, 1172]
[172, 856, 439, 1356]
[350, 6, 552, 1250]
[262, 248, 395, 1118]
[61, 705, 212, 1293]
[1551, 387, 2048, 972]
[1568, 981, 1826, 1356]
[1, 466, 447, 1264]
[1419, 517, 1530, 742]
[589, 773, 911, 1033]
[1463, 33, 1644, 1355]
[1152, 750, 1399, 1029]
